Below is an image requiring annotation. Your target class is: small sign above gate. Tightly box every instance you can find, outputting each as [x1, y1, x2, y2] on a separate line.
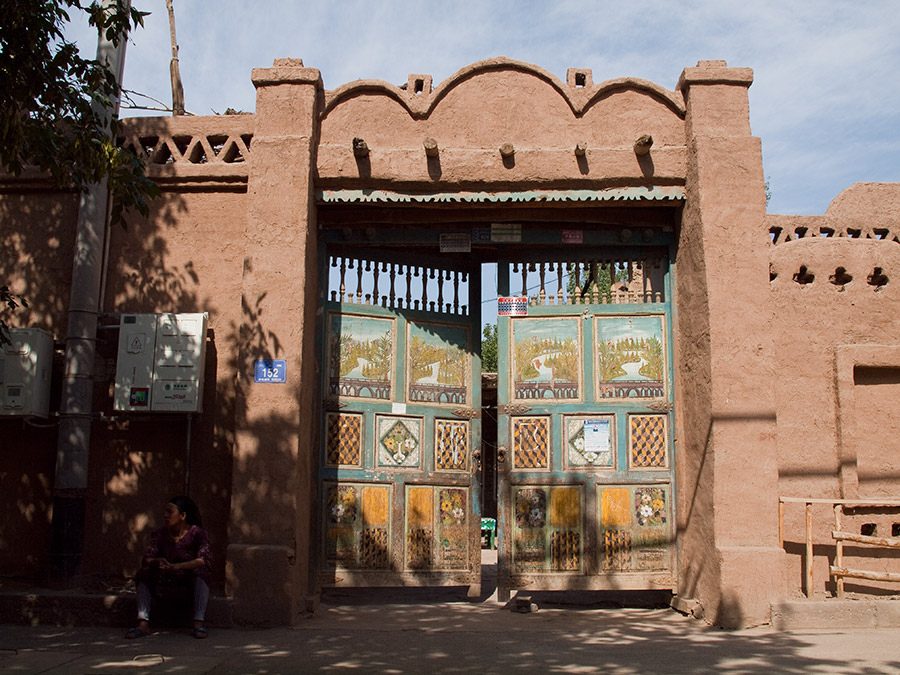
[439, 233, 471, 253]
[562, 229, 583, 244]
[498, 296, 528, 316]
[491, 223, 522, 243]
[254, 359, 287, 384]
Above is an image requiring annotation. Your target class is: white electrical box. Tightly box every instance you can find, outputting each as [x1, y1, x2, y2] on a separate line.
[114, 313, 207, 413]
[0, 328, 53, 417]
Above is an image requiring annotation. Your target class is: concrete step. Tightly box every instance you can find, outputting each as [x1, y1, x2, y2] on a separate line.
[773, 599, 900, 630]
[0, 590, 232, 628]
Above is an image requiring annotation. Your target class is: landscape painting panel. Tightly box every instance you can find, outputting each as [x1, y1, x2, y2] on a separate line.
[511, 318, 580, 401]
[408, 322, 469, 405]
[329, 314, 394, 400]
[595, 315, 665, 400]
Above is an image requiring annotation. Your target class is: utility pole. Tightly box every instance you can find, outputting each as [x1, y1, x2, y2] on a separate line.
[51, 0, 131, 582]
[166, 0, 185, 115]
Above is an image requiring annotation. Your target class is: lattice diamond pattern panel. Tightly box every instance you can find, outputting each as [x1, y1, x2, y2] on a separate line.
[407, 528, 433, 569]
[629, 414, 668, 468]
[435, 420, 469, 471]
[512, 417, 550, 469]
[360, 528, 389, 569]
[602, 530, 632, 571]
[550, 530, 581, 571]
[325, 413, 363, 466]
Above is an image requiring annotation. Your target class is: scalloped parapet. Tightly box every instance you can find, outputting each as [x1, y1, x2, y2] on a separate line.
[319, 57, 686, 186]
[324, 57, 684, 119]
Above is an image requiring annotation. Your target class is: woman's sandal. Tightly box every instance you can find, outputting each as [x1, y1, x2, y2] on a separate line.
[191, 625, 208, 639]
[125, 626, 150, 639]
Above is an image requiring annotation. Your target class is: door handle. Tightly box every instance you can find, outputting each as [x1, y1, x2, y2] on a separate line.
[472, 448, 482, 470]
[497, 446, 507, 464]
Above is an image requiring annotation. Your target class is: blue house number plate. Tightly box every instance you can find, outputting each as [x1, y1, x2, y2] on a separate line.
[254, 359, 287, 384]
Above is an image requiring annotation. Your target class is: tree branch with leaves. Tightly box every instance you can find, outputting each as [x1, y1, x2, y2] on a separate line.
[1, 0, 157, 342]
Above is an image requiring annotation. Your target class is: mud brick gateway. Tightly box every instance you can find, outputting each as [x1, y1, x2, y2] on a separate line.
[2, 58, 899, 629]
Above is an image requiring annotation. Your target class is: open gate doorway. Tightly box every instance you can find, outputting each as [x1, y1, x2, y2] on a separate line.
[316, 205, 678, 602]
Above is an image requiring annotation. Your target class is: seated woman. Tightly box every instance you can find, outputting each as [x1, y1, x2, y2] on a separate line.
[126, 495, 212, 639]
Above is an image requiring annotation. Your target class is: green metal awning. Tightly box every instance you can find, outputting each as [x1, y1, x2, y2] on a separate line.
[316, 186, 685, 205]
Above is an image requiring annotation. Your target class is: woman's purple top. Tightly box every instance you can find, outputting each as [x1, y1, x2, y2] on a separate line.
[143, 525, 212, 584]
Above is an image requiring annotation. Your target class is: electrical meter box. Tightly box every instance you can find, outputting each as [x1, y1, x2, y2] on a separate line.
[0, 328, 53, 417]
[114, 313, 208, 413]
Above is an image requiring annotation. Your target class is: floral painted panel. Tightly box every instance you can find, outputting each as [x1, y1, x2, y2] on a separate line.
[565, 415, 615, 469]
[512, 486, 582, 573]
[437, 488, 469, 570]
[324, 482, 391, 569]
[407, 322, 469, 405]
[328, 313, 394, 400]
[376, 416, 422, 469]
[634, 486, 667, 527]
[595, 315, 666, 400]
[511, 318, 580, 401]
[404, 485, 469, 571]
[516, 487, 547, 530]
[513, 487, 548, 573]
[596, 484, 672, 573]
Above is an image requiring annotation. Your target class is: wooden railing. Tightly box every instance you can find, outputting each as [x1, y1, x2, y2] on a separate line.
[779, 496, 900, 598]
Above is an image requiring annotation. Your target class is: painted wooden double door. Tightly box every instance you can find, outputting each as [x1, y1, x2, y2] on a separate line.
[318, 251, 482, 593]
[496, 254, 677, 598]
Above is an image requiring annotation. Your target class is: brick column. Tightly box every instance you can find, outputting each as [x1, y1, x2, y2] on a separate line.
[675, 61, 784, 627]
[226, 59, 322, 625]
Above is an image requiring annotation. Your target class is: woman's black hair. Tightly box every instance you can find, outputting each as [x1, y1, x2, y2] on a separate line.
[169, 495, 202, 527]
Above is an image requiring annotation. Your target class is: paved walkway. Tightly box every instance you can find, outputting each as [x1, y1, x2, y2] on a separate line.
[3, 554, 900, 673]
[4, 601, 900, 673]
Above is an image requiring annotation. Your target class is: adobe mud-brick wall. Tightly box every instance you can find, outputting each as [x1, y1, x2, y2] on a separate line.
[674, 60, 784, 628]
[769, 183, 900, 597]
[226, 58, 323, 625]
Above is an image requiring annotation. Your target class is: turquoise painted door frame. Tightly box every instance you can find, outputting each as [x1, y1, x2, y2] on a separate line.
[495, 246, 677, 600]
[316, 244, 483, 595]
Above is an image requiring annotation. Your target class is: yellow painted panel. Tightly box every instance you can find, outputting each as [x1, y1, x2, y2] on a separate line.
[549, 486, 581, 528]
[601, 488, 632, 528]
[406, 486, 434, 528]
[362, 485, 389, 527]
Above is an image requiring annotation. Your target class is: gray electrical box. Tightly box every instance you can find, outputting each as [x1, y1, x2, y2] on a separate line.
[114, 313, 208, 412]
[0, 328, 53, 417]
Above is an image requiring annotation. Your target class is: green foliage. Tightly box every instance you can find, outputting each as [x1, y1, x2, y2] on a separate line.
[0, 286, 28, 345]
[0, 1, 157, 224]
[481, 324, 498, 372]
[1, 1, 156, 342]
[566, 263, 617, 302]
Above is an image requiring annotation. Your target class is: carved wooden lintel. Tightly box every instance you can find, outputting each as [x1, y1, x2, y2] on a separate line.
[647, 400, 673, 412]
[499, 404, 531, 416]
